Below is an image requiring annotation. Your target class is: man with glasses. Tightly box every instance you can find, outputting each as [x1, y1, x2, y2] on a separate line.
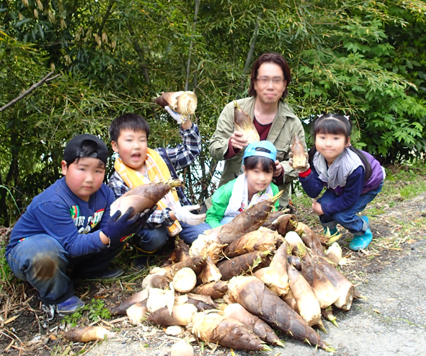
[208, 53, 307, 209]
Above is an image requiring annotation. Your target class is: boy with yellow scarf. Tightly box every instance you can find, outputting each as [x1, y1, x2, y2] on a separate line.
[108, 110, 210, 269]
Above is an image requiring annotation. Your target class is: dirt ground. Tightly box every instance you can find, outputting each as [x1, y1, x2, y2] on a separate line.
[1, 190, 426, 356]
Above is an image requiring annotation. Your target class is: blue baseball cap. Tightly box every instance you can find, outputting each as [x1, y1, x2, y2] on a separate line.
[243, 141, 277, 162]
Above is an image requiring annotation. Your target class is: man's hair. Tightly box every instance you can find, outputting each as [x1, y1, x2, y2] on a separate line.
[249, 53, 292, 100]
[109, 113, 150, 142]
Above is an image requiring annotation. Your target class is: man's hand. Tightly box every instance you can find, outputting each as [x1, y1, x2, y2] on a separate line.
[312, 201, 324, 216]
[273, 160, 283, 177]
[230, 131, 248, 150]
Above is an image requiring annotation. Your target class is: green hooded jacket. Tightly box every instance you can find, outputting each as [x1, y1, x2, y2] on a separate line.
[206, 177, 280, 229]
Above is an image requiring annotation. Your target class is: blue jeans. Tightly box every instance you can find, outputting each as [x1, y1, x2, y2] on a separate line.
[6, 234, 123, 305]
[137, 222, 211, 251]
[318, 182, 383, 234]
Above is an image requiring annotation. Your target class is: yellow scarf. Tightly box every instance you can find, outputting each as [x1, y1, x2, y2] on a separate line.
[114, 148, 182, 236]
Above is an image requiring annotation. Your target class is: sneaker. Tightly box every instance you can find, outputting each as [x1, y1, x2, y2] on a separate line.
[57, 295, 85, 314]
[84, 268, 124, 280]
[349, 216, 373, 251]
[131, 256, 149, 270]
[42, 295, 85, 321]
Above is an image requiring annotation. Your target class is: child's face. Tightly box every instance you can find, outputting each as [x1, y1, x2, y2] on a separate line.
[111, 129, 148, 171]
[61, 157, 105, 201]
[243, 163, 274, 195]
[315, 132, 350, 164]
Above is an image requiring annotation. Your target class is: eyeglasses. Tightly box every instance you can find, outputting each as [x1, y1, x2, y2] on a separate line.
[256, 77, 285, 86]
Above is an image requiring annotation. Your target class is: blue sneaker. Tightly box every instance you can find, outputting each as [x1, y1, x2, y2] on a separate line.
[349, 216, 373, 251]
[57, 295, 85, 314]
[42, 295, 84, 321]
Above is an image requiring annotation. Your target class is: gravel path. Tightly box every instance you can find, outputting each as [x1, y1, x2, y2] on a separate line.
[85, 239, 426, 356]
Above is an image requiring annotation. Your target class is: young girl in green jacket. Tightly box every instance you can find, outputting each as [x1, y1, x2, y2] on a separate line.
[206, 141, 280, 228]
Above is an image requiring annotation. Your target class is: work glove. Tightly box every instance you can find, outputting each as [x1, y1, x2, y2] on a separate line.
[165, 106, 184, 125]
[174, 204, 206, 225]
[102, 207, 141, 247]
[289, 151, 310, 173]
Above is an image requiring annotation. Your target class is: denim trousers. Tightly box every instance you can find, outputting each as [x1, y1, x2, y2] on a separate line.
[6, 234, 123, 305]
[137, 222, 211, 252]
[318, 182, 383, 234]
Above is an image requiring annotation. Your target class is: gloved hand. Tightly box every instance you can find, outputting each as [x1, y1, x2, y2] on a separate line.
[289, 151, 310, 173]
[174, 204, 206, 225]
[102, 207, 141, 247]
[165, 106, 184, 125]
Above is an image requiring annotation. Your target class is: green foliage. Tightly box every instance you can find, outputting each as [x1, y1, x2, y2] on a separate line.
[63, 298, 111, 327]
[1, 0, 426, 225]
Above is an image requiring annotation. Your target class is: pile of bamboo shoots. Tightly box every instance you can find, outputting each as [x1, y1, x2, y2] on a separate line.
[105, 191, 356, 352]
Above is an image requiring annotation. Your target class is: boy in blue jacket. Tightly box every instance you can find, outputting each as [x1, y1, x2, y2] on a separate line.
[6, 134, 150, 319]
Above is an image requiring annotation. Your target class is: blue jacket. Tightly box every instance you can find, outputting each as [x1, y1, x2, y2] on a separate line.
[7, 178, 115, 258]
[300, 150, 384, 216]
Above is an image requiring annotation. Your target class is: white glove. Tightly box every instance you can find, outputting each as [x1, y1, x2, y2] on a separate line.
[174, 204, 206, 225]
[165, 106, 182, 125]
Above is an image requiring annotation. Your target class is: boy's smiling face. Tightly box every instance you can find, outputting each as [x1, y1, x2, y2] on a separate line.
[61, 157, 105, 201]
[111, 129, 148, 172]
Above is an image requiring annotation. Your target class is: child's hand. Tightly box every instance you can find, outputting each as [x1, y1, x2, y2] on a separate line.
[165, 106, 183, 124]
[312, 201, 324, 216]
[102, 207, 141, 247]
[289, 151, 310, 173]
[174, 204, 206, 225]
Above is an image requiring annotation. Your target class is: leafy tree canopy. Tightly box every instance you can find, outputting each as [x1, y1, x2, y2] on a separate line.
[1, 0, 425, 225]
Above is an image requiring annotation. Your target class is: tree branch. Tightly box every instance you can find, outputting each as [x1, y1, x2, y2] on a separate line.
[128, 24, 151, 85]
[185, 0, 201, 91]
[98, 0, 115, 36]
[243, 15, 261, 74]
[0, 71, 56, 112]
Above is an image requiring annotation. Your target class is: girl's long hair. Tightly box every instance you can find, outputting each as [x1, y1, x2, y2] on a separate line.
[308, 114, 372, 181]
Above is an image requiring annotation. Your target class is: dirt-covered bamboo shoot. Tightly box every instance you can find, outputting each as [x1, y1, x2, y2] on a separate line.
[191, 311, 269, 351]
[155, 91, 197, 122]
[191, 281, 228, 299]
[291, 133, 308, 170]
[172, 267, 197, 293]
[110, 180, 183, 217]
[233, 101, 260, 144]
[313, 256, 355, 311]
[288, 265, 322, 327]
[218, 191, 283, 244]
[148, 303, 197, 326]
[126, 301, 148, 325]
[111, 289, 148, 315]
[325, 242, 343, 266]
[63, 326, 115, 342]
[295, 222, 326, 256]
[227, 276, 332, 351]
[223, 303, 283, 346]
[224, 227, 278, 258]
[218, 251, 270, 281]
[197, 256, 222, 285]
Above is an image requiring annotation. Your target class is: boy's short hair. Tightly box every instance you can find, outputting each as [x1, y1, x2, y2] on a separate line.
[109, 113, 150, 142]
[64, 134, 108, 166]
